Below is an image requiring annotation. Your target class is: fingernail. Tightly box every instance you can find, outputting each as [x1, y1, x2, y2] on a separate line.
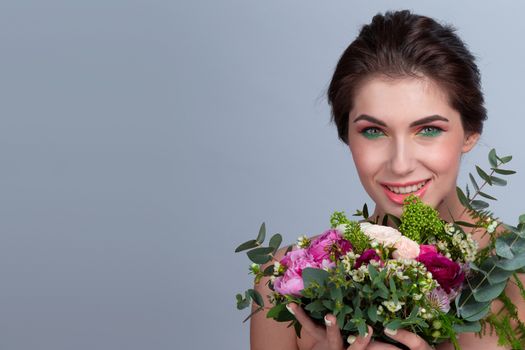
[347, 335, 356, 344]
[285, 304, 295, 315]
[324, 315, 332, 327]
[384, 327, 398, 336]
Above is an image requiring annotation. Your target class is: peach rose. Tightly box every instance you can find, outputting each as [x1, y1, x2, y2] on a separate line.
[392, 236, 420, 260]
[361, 224, 402, 247]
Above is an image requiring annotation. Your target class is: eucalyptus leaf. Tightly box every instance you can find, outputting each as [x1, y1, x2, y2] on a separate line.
[476, 166, 492, 185]
[385, 319, 403, 330]
[472, 280, 506, 302]
[263, 265, 274, 276]
[471, 200, 489, 210]
[235, 239, 259, 253]
[492, 168, 516, 175]
[458, 299, 491, 322]
[519, 214, 525, 224]
[496, 251, 525, 271]
[495, 238, 514, 259]
[247, 289, 264, 307]
[488, 148, 498, 168]
[269, 233, 282, 252]
[456, 187, 471, 208]
[247, 247, 274, 264]
[499, 155, 513, 164]
[256, 222, 266, 244]
[490, 176, 507, 186]
[478, 191, 497, 201]
[469, 173, 480, 191]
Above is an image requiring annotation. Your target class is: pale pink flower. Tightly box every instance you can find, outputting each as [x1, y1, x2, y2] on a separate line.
[361, 224, 402, 247]
[392, 236, 420, 260]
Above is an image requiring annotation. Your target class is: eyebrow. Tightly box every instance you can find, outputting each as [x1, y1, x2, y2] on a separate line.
[353, 114, 449, 127]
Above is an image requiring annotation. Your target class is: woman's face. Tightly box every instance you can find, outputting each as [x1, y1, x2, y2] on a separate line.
[348, 75, 479, 218]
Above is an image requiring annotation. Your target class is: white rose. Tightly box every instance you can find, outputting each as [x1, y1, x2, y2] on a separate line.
[392, 236, 420, 260]
[361, 224, 402, 247]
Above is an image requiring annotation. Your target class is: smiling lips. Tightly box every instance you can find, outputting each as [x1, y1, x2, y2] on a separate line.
[381, 179, 431, 205]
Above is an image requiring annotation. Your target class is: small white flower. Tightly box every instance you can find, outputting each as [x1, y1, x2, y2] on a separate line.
[382, 300, 404, 313]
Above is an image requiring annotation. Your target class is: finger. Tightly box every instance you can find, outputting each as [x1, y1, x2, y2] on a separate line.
[384, 328, 430, 350]
[286, 303, 325, 341]
[324, 314, 343, 349]
[347, 325, 373, 350]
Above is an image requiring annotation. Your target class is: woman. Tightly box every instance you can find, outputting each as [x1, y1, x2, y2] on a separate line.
[251, 10, 525, 350]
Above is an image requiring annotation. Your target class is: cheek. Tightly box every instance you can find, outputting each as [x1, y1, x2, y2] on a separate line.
[349, 142, 384, 179]
[422, 138, 463, 180]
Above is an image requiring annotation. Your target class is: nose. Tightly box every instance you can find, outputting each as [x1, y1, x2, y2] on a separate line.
[388, 138, 416, 177]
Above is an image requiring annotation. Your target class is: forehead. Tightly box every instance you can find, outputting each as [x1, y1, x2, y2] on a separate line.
[350, 76, 459, 123]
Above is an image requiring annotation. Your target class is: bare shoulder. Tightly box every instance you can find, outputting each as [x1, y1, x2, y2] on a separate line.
[250, 245, 298, 350]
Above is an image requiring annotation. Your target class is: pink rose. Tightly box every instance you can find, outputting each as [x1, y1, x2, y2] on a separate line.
[392, 236, 420, 260]
[280, 249, 318, 275]
[417, 250, 465, 293]
[273, 270, 304, 296]
[361, 224, 402, 247]
[274, 249, 319, 296]
[355, 249, 382, 268]
[307, 229, 352, 264]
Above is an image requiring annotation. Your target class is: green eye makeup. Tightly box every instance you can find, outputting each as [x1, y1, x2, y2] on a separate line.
[361, 127, 385, 139]
[418, 126, 443, 137]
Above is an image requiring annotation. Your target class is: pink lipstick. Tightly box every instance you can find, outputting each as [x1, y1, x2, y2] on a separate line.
[381, 179, 431, 205]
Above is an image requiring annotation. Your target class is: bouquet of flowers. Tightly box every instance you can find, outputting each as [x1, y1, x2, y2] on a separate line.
[235, 149, 525, 349]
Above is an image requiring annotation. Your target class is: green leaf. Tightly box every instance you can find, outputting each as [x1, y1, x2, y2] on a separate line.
[267, 303, 295, 322]
[487, 267, 513, 284]
[385, 319, 402, 330]
[499, 155, 513, 164]
[496, 238, 514, 259]
[488, 149, 498, 168]
[235, 239, 259, 253]
[269, 233, 282, 252]
[455, 220, 477, 228]
[302, 268, 329, 289]
[247, 289, 264, 307]
[305, 300, 327, 313]
[263, 265, 274, 276]
[492, 168, 516, 175]
[387, 214, 401, 228]
[490, 176, 507, 186]
[256, 222, 266, 244]
[367, 305, 378, 323]
[236, 293, 250, 310]
[459, 300, 491, 322]
[363, 203, 369, 219]
[496, 251, 525, 271]
[247, 247, 274, 264]
[469, 173, 480, 192]
[478, 191, 497, 201]
[520, 214, 525, 224]
[456, 187, 471, 209]
[471, 200, 489, 210]
[472, 280, 506, 302]
[453, 321, 481, 333]
[476, 166, 492, 185]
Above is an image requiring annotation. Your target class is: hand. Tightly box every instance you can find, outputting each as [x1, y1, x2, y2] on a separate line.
[287, 303, 434, 350]
[287, 303, 373, 350]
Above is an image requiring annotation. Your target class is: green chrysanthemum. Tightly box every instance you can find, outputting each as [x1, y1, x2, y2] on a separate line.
[399, 195, 444, 243]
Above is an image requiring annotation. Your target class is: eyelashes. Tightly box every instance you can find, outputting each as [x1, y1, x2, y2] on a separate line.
[358, 126, 445, 139]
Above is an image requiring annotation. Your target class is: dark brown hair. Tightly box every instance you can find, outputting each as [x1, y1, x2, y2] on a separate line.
[327, 10, 486, 145]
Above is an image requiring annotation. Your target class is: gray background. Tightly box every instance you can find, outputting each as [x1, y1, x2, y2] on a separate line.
[1, 1, 524, 349]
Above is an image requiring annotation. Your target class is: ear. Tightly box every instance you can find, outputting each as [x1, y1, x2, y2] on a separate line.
[462, 132, 480, 153]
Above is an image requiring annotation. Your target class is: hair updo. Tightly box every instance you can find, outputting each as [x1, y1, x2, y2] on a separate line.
[327, 10, 487, 145]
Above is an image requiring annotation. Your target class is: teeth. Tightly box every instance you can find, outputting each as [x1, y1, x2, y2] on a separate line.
[386, 180, 428, 194]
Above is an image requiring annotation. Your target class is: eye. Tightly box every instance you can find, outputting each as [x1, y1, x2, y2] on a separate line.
[360, 127, 385, 139]
[417, 126, 443, 137]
